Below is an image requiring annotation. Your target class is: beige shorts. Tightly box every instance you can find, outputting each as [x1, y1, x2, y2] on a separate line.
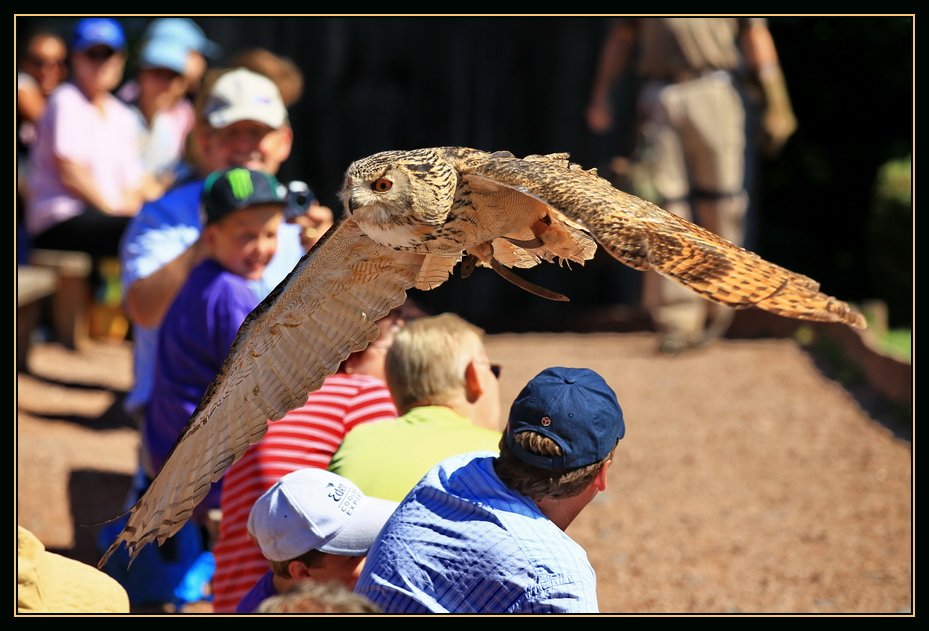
[637, 71, 746, 206]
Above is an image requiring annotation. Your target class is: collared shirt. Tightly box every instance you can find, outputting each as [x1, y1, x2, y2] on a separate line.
[355, 452, 599, 614]
[118, 179, 303, 415]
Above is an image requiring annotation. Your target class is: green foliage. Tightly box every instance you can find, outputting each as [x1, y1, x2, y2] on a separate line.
[867, 155, 913, 328]
[879, 329, 912, 362]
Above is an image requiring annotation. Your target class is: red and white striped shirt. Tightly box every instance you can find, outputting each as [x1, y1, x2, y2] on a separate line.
[211, 373, 397, 613]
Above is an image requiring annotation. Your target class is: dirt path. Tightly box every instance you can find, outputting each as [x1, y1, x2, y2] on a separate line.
[16, 333, 912, 614]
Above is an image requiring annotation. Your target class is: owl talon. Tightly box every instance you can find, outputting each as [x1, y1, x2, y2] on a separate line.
[489, 258, 569, 302]
[460, 254, 479, 278]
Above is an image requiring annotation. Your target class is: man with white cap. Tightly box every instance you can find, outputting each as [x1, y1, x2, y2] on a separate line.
[120, 67, 322, 426]
[355, 366, 626, 614]
[237, 468, 398, 614]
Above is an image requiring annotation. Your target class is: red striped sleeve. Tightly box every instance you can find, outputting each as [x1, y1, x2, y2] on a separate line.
[211, 374, 396, 613]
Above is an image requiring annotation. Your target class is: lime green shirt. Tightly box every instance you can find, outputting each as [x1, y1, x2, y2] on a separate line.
[328, 406, 501, 502]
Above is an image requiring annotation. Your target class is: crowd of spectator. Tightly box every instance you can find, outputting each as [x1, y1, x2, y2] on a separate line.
[19, 17, 625, 615]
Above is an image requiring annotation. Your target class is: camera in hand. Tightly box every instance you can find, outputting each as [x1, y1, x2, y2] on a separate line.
[283, 180, 316, 221]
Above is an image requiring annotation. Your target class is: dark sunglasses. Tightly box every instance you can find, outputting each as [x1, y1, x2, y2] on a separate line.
[85, 46, 117, 61]
[27, 56, 66, 68]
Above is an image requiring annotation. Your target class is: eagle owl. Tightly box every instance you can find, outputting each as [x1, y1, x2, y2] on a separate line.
[100, 146, 865, 566]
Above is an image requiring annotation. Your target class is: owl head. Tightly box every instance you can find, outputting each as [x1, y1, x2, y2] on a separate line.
[341, 149, 459, 249]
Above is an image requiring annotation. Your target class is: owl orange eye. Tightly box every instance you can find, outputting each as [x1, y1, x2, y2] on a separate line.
[372, 178, 393, 192]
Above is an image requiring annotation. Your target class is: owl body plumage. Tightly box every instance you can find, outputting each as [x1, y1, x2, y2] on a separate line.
[100, 147, 864, 568]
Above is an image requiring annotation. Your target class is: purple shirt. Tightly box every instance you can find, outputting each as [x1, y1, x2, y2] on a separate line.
[236, 570, 277, 613]
[144, 259, 259, 481]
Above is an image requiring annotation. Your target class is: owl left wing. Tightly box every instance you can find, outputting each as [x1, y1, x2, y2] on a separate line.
[461, 152, 865, 329]
[100, 217, 458, 568]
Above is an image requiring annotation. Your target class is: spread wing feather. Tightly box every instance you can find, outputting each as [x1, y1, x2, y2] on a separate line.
[100, 217, 459, 567]
[101, 146, 865, 568]
[464, 154, 866, 329]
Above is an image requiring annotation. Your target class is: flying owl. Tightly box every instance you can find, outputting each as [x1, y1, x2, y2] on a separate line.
[100, 146, 865, 567]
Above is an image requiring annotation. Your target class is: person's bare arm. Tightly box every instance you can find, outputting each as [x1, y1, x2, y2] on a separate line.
[56, 156, 118, 214]
[586, 20, 638, 134]
[124, 236, 209, 328]
[18, 84, 46, 123]
[57, 156, 145, 216]
[741, 22, 797, 155]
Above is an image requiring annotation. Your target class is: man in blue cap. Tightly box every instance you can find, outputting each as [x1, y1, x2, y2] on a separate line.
[355, 366, 626, 614]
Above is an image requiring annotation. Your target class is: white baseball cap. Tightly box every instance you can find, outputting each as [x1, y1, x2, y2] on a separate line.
[202, 68, 288, 130]
[248, 469, 398, 562]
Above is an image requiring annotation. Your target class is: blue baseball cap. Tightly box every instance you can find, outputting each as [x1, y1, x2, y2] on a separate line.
[505, 367, 625, 469]
[139, 37, 189, 74]
[144, 18, 221, 59]
[72, 17, 126, 53]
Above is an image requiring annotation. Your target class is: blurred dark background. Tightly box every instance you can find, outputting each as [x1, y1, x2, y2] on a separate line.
[16, 16, 913, 331]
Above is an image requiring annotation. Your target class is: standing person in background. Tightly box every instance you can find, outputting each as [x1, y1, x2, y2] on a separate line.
[27, 17, 144, 258]
[586, 18, 796, 354]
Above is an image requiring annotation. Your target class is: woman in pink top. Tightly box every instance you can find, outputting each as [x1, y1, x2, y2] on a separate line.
[27, 18, 144, 258]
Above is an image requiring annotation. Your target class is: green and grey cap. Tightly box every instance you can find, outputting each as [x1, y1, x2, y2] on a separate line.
[202, 167, 285, 225]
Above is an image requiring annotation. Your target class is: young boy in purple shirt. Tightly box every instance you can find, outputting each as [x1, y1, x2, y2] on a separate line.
[143, 167, 286, 510]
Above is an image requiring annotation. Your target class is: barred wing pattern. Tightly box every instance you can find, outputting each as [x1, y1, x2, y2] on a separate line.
[464, 155, 865, 329]
[100, 218, 458, 566]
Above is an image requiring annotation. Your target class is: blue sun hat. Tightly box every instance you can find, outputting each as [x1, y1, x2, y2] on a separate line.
[144, 17, 221, 59]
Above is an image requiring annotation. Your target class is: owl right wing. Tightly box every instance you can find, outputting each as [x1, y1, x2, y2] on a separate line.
[462, 151, 866, 329]
[100, 217, 458, 568]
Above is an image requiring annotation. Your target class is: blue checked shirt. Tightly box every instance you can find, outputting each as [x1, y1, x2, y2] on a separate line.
[355, 452, 599, 614]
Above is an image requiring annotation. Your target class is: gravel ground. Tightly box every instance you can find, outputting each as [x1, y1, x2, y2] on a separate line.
[16, 333, 912, 615]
